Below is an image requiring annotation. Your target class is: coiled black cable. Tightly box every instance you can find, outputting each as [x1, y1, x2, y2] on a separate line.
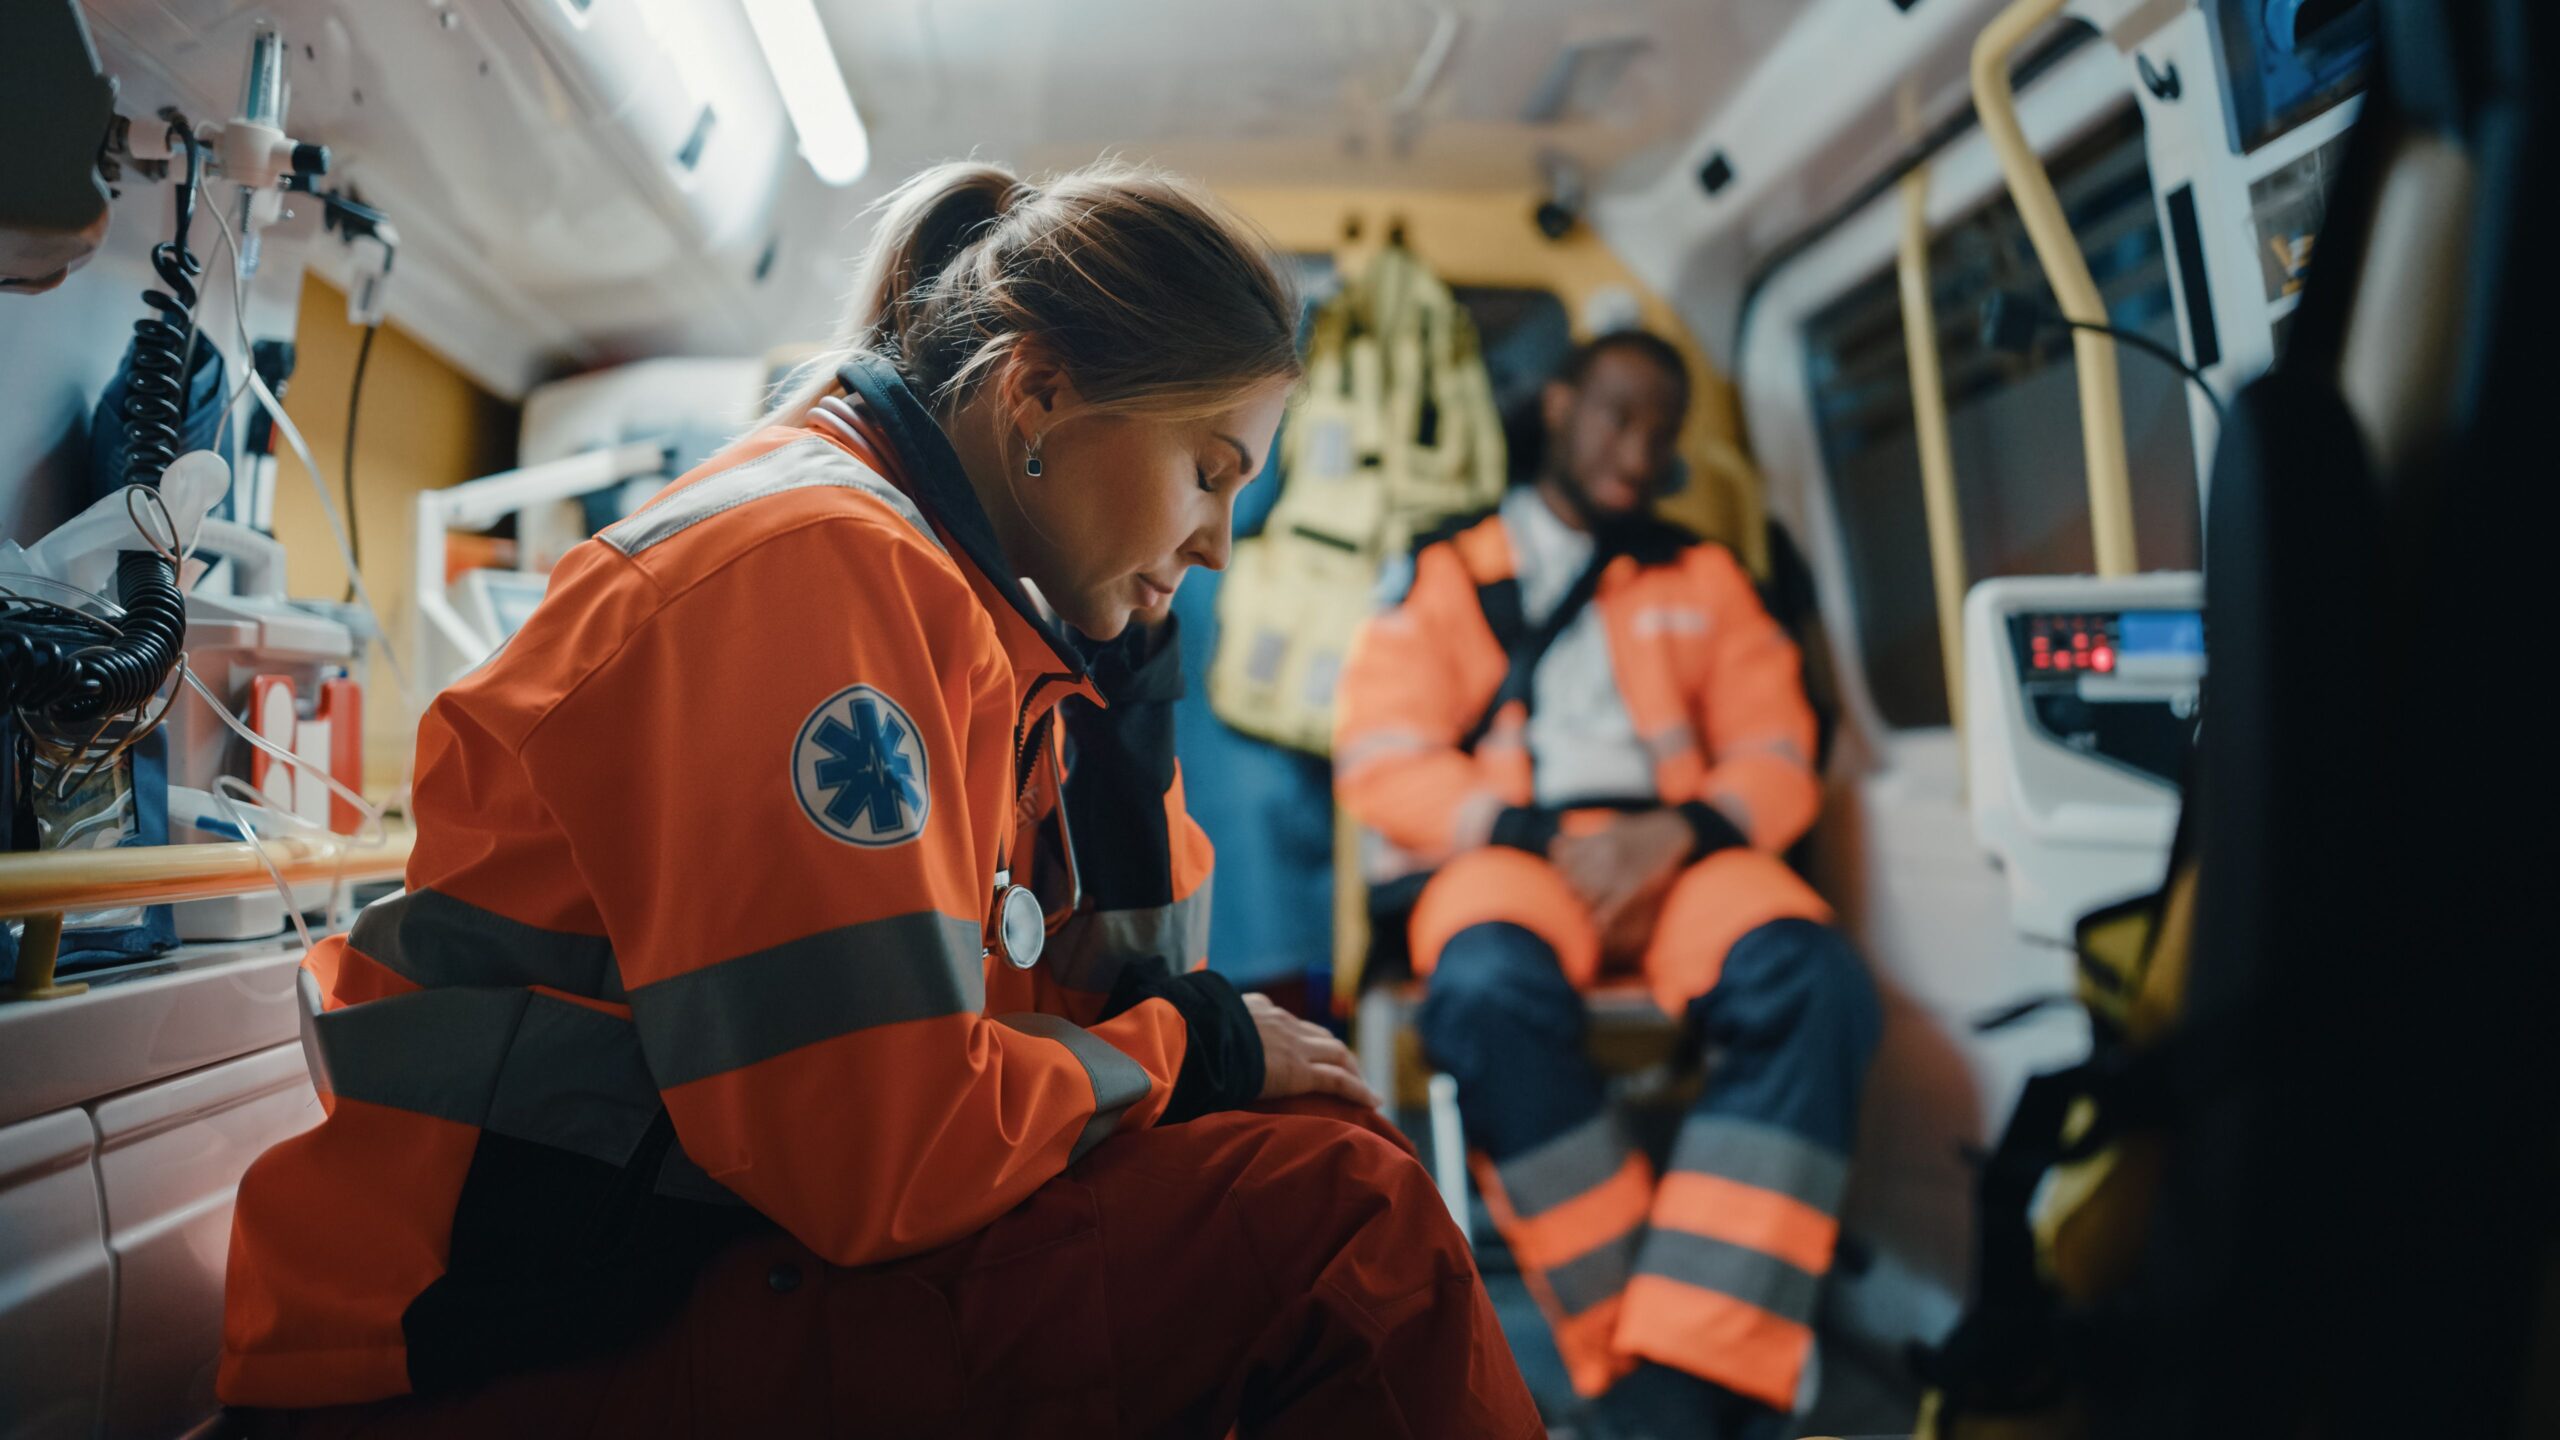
[0, 611, 97, 711]
[2, 124, 203, 722]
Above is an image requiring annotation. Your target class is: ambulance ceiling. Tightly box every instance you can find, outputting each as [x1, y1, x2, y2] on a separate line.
[78, 0, 2027, 397]
[825, 0, 1787, 192]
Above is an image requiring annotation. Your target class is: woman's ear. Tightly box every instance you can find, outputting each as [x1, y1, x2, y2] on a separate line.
[998, 345, 1085, 444]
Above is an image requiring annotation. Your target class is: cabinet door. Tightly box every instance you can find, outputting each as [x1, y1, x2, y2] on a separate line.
[0, 1108, 112, 1440]
[95, 1043, 321, 1440]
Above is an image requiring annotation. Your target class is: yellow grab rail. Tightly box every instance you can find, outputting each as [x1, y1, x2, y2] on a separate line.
[1331, 805, 1370, 1016]
[1897, 164, 1974, 741]
[1971, 0, 2140, 577]
[3, 830, 413, 1001]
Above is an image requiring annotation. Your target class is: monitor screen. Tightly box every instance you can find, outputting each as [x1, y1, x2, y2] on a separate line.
[2119, 610, 2205, 658]
[2209, 0, 2374, 153]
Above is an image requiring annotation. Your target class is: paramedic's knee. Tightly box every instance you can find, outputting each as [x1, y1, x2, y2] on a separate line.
[1410, 846, 1600, 984]
[1226, 1110, 1457, 1254]
[1707, 918, 1884, 1069]
[1416, 922, 1585, 1084]
[1642, 846, 1834, 1013]
[1243, 1092, 1418, 1159]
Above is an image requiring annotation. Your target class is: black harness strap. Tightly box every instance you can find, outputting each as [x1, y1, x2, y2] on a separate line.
[1457, 550, 1612, 753]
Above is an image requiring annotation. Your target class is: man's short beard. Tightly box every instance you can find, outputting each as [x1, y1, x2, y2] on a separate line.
[1549, 465, 1649, 541]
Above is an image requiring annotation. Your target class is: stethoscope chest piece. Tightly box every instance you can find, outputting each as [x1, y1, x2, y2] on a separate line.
[989, 873, 1045, 971]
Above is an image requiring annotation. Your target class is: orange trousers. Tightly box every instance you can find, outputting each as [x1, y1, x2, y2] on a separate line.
[243, 1098, 1538, 1440]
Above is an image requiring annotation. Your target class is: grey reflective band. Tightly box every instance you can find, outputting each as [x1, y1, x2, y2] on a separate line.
[350, 888, 624, 1002]
[1632, 1230, 1823, 1325]
[313, 985, 525, 1126]
[1543, 1229, 1639, 1316]
[314, 988, 742, 1205]
[1664, 1115, 1850, 1216]
[1496, 1112, 1634, 1220]
[1725, 734, 1812, 768]
[996, 1012, 1153, 1161]
[600, 438, 942, 558]
[630, 911, 986, 1089]
[1043, 878, 1215, 995]
[483, 990, 665, 1162]
[1641, 726, 1699, 766]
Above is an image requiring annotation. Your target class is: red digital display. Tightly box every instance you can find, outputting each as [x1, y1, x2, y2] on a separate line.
[2019, 614, 2125, 680]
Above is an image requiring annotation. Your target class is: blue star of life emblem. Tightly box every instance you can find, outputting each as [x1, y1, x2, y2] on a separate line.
[793, 684, 930, 846]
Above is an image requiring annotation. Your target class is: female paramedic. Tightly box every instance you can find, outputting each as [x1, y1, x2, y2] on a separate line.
[218, 161, 1541, 1438]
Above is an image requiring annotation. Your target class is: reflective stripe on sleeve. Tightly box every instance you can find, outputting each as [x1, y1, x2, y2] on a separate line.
[1640, 725, 1699, 769]
[995, 1012, 1154, 1160]
[1334, 729, 1444, 781]
[1718, 734, 1812, 769]
[313, 987, 743, 1204]
[313, 985, 524, 1125]
[349, 888, 624, 1002]
[629, 911, 986, 1089]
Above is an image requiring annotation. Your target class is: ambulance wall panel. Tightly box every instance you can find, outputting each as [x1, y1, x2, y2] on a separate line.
[95, 1043, 322, 1440]
[0, 941, 304, 1133]
[0, 1109, 111, 1440]
[1722, 43, 2135, 1360]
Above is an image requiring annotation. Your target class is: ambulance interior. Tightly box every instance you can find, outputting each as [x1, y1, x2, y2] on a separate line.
[1, 0, 2543, 1436]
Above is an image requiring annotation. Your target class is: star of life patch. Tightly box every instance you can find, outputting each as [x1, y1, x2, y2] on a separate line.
[793, 684, 931, 846]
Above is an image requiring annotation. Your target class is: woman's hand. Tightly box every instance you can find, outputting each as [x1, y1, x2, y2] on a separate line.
[1246, 993, 1384, 1109]
[1550, 809, 1693, 963]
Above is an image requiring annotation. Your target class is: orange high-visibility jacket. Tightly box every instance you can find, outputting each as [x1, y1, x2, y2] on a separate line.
[219, 357, 1244, 1408]
[1334, 504, 1820, 881]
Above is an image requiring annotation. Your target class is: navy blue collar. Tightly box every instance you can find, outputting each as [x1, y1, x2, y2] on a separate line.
[836, 353, 1088, 681]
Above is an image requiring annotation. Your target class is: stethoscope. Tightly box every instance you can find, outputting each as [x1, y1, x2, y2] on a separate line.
[986, 722, 1081, 971]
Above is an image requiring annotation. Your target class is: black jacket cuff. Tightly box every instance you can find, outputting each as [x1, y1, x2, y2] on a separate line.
[1676, 800, 1750, 862]
[1103, 966, 1263, 1124]
[1489, 806, 1560, 854]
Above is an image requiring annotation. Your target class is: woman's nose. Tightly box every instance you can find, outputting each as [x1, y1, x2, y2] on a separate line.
[1187, 499, 1235, 572]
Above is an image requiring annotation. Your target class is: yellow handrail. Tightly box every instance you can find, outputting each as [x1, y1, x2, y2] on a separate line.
[1972, 0, 2139, 577]
[1331, 805, 1370, 1016]
[3, 830, 412, 1001]
[1897, 164, 1973, 742]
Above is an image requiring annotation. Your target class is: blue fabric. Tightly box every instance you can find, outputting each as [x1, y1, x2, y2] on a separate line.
[1414, 917, 1883, 1161]
[1684, 919, 1883, 1153]
[1414, 922, 1609, 1160]
[1172, 443, 1337, 990]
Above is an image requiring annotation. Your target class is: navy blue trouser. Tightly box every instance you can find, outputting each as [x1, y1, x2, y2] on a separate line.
[1413, 917, 1881, 1408]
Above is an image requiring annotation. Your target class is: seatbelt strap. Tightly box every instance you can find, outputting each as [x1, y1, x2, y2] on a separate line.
[1457, 548, 1612, 753]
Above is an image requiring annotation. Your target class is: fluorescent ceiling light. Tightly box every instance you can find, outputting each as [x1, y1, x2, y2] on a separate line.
[742, 0, 869, 186]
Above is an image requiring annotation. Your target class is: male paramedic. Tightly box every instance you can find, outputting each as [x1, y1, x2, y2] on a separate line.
[1335, 329, 1883, 1440]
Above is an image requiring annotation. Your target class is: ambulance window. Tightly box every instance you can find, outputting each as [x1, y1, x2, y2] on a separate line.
[1802, 111, 2203, 729]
